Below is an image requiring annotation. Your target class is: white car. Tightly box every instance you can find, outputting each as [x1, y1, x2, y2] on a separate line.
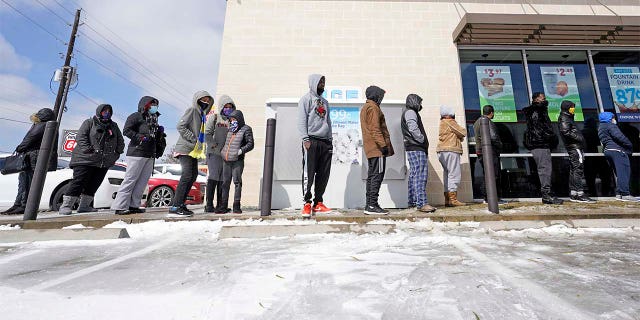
[0, 157, 147, 211]
[153, 163, 208, 183]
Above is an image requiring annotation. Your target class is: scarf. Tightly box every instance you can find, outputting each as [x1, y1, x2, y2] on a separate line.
[188, 112, 207, 159]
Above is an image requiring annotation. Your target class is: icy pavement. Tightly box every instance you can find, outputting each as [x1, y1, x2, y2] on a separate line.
[0, 220, 638, 320]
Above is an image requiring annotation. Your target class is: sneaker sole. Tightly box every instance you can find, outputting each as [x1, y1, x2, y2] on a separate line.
[569, 199, 590, 203]
[363, 211, 389, 215]
[167, 213, 193, 217]
[615, 198, 631, 202]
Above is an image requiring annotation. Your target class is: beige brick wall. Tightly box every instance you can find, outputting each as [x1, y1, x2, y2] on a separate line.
[216, 0, 640, 206]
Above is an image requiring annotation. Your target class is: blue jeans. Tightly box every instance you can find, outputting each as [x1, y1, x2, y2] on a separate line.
[604, 150, 631, 196]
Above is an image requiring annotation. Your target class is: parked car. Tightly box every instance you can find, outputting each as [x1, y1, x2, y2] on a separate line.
[0, 157, 147, 211]
[145, 171, 205, 207]
[153, 163, 208, 183]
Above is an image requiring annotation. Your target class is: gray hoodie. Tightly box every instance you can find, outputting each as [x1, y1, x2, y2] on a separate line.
[205, 94, 236, 155]
[297, 74, 332, 142]
[174, 90, 213, 155]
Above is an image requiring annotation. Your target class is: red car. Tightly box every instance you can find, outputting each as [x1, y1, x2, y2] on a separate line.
[145, 174, 205, 207]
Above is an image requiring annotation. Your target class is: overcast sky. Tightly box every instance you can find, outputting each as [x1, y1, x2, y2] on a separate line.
[0, 0, 226, 154]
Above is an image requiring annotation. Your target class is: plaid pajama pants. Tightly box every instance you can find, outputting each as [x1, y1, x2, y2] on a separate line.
[407, 151, 428, 207]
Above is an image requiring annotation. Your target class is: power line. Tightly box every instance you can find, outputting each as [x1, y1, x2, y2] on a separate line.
[51, 0, 74, 15]
[0, 116, 31, 124]
[0, 0, 67, 45]
[73, 90, 100, 105]
[33, 0, 71, 26]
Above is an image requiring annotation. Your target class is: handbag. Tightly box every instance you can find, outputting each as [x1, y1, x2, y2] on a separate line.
[1, 152, 28, 175]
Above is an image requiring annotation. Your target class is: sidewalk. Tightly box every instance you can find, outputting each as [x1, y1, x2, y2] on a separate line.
[1, 200, 639, 229]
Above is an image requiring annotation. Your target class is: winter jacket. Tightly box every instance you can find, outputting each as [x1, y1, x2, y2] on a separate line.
[221, 110, 254, 162]
[15, 108, 57, 170]
[401, 94, 428, 153]
[205, 94, 236, 155]
[523, 102, 558, 150]
[360, 86, 394, 159]
[174, 90, 213, 155]
[70, 104, 125, 168]
[557, 101, 585, 151]
[598, 114, 632, 154]
[123, 96, 167, 158]
[473, 116, 503, 155]
[298, 74, 332, 142]
[436, 118, 466, 154]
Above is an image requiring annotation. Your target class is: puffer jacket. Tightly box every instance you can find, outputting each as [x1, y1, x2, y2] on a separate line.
[360, 86, 394, 159]
[174, 90, 213, 155]
[205, 94, 236, 156]
[123, 96, 166, 158]
[598, 113, 632, 154]
[15, 108, 57, 170]
[69, 104, 125, 168]
[436, 118, 466, 154]
[401, 94, 428, 153]
[221, 110, 254, 162]
[557, 101, 585, 151]
[523, 102, 558, 150]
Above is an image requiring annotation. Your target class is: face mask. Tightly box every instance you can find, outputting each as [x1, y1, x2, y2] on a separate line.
[100, 110, 112, 120]
[317, 87, 324, 96]
[223, 107, 233, 117]
[568, 107, 575, 115]
[536, 100, 549, 108]
[198, 100, 209, 109]
[149, 106, 158, 114]
[229, 120, 239, 132]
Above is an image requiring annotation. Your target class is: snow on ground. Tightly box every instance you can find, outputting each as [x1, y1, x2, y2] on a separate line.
[0, 220, 639, 320]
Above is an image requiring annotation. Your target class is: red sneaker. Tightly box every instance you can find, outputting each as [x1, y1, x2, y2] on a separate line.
[312, 202, 332, 213]
[301, 203, 312, 218]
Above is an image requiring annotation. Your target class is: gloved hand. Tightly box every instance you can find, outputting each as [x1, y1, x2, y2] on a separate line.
[238, 149, 243, 155]
[381, 146, 389, 156]
[139, 135, 149, 143]
[157, 126, 165, 134]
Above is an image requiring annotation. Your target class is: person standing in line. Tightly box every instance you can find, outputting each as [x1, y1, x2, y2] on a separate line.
[59, 104, 125, 215]
[297, 74, 333, 218]
[220, 109, 254, 213]
[170, 90, 213, 216]
[523, 92, 563, 204]
[111, 96, 167, 215]
[1, 108, 56, 215]
[401, 94, 435, 213]
[205, 95, 231, 213]
[473, 105, 504, 204]
[557, 100, 596, 203]
[361, 85, 394, 215]
[437, 105, 466, 207]
[598, 112, 636, 202]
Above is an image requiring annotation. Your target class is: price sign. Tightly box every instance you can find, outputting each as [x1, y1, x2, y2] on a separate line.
[606, 67, 640, 122]
[476, 66, 517, 122]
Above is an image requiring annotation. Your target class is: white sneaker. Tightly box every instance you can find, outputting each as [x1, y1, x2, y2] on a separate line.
[616, 195, 637, 202]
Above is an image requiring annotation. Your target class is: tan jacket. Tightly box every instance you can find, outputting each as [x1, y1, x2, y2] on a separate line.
[436, 118, 466, 154]
[360, 100, 394, 158]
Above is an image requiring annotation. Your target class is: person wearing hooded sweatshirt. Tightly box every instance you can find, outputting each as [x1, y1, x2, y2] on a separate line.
[297, 74, 333, 218]
[473, 105, 504, 204]
[523, 92, 563, 205]
[598, 112, 636, 202]
[557, 100, 596, 203]
[361, 85, 394, 215]
[59, 104, 125, 215]
[1, 108, 56, 215]
[204, 94, 236, 213]
[401, 94, 435, 213]
[110, 96, 167, 215]
[171, 90, 214, 215]
[220, 109, 254, 213]
[437, 105, 467, 207]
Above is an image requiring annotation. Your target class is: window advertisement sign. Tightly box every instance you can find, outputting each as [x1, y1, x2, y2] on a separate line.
[475, 66, 517, 122]
[606, 67, 640, 122]
[330, 107, 362, 165]
[540, 66, 584, 122]
[323, 86, 363, 103]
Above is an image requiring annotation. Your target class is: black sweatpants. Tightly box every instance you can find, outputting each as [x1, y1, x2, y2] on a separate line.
[221, 159, 244, 206]
[66, 165, 109, 197]
[173, 155, 198, 206]
[366, 156, 386, 207]
[302, 138, 332, 204]
[568, 149, 585, 194]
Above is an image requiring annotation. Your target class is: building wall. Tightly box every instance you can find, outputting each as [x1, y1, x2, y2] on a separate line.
[216, 0, 640, 207]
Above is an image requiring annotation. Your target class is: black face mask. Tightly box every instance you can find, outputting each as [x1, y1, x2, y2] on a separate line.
[535, 100, 549, 108]
[198, 100, 209, 109]
[317, 87, 324, 96]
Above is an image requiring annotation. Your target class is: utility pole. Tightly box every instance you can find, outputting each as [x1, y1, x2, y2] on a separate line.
[24, 9, 81, 221]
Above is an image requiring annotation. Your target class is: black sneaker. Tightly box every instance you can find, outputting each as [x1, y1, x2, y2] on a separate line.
[571, 194, 596, 203]
[115, 209, 132, 215]
[1, 205, 20, 215]
[128, 207, 145, 214]
[180, 205, 194, 215]
[204, 206, 215, 213]
[168, 206, 193, 216]
[542, 197, 564, 205]
[364, 205, 389, 215]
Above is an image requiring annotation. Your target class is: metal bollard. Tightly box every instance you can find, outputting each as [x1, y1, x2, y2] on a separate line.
[480, 116, 499, 214]
[23, 121, 58, 220]
[260, 118, 276, 216]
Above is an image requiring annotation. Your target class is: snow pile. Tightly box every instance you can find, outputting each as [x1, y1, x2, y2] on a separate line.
[0, 224, 20, 231]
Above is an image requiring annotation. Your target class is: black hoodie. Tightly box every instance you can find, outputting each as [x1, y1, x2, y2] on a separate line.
[16, 108, 56, 170]
[557, 100, 585, 151]
[523, 101, 558, 150]
[401, 94, 428, 152]
[365, 86, 385, 107]
[123, 96, 166, 158]
[70, 104, 125, 168]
